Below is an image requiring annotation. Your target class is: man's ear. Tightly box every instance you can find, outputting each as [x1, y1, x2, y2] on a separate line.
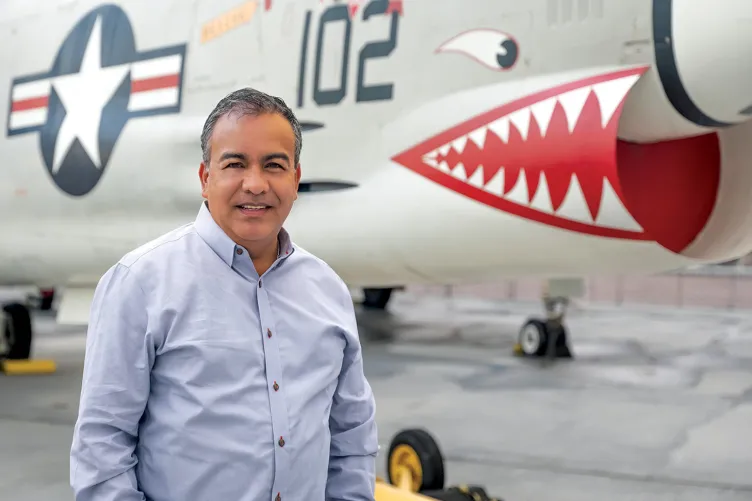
[199, 162, 209, 199]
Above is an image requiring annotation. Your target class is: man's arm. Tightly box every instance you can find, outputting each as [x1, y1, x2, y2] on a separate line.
[70, 263, 156, 501]
[327, 283, 379, 501]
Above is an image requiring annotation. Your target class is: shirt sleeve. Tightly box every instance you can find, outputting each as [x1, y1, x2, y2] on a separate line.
[326, 284, 379, 501]
[70, 263, 156, 501]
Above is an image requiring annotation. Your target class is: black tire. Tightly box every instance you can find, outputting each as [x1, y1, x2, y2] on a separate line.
[362, 288, 392, 309]
[518, 318, 548, 357]
[387, 428, 445, 492]
[3, 302, 33, 360]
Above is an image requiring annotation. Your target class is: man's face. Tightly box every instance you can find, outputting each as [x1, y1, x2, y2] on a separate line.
[199, 112, 301, 250]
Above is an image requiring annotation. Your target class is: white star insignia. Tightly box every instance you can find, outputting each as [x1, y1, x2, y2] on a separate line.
[50, 15, 130, 174]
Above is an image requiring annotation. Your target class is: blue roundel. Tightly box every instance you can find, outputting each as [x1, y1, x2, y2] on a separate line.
[6, 4, 187, 197]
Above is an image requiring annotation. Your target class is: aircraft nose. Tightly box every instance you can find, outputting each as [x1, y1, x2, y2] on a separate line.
[653, 0, 752, 128]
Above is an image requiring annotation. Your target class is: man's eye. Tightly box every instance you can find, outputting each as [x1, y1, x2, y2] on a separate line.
[267, 163, 283, 169]
[227, 162, 243, 168]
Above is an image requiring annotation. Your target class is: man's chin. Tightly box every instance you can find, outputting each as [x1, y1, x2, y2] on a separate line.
[232, 220, 277, 243]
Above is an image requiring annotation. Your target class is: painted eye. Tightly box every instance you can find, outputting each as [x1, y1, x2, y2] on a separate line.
[436, 29, 519, 71]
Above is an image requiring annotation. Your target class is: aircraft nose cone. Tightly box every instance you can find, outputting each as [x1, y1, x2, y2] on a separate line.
[654, 0, 752, 127]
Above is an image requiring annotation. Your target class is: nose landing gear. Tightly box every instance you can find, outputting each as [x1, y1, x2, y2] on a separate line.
[514, 279, 580, 360]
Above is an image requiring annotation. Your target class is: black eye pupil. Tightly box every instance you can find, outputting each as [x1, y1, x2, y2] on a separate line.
[496, 39, 518, 69]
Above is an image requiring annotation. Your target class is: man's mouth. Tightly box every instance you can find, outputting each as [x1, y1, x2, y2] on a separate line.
[237, 204, 271, 214]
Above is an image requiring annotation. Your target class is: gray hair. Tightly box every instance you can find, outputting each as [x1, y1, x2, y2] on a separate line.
[200, 87, 303, 167]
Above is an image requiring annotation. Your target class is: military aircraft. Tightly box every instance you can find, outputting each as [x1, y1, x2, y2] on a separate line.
[3, 0, 752, 498]
[4, 0, 752, 360]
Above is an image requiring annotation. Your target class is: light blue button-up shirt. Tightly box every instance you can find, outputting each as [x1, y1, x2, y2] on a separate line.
[70, 202, 378, 501]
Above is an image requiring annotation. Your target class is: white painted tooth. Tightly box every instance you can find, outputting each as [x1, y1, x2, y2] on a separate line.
[558, 86, 591, 133]
[452, 135, 468, 154]
[483, 168, 504, 196]
[508, 108, 531, 140]
[438, 144, 451, 156]
[467, 165, 485, 188]
[594, 177, 643, 231]
[530, 97, 557, 137]
[468, 127, 487, 149]
[488, 116, 510, 142]
[438, 160, 451, 173]
[555, 173, 593, 223]
[450, 162, 468, 181]
[505, 169, 529, 205]
[529, 171, 554, 213]
[423, 156, 438, 168]
[592, 74, 641, 128]
[424, 149, 438, 159]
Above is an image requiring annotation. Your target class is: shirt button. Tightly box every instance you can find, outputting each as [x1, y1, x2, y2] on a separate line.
[278, 436, 285, 447]
[273, 381, 279, 391]
[267, 328, 272, 338]
[236, 248, 243, 255]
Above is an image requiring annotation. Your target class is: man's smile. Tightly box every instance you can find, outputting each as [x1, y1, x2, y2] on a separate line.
[236, 203, 272, 216]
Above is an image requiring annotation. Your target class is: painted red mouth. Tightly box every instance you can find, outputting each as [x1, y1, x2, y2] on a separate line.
[392, 67, 660, 241]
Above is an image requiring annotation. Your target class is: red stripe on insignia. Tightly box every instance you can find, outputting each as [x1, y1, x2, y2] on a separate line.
[131, 74, 180, 93]
[11, 96, 48, 112]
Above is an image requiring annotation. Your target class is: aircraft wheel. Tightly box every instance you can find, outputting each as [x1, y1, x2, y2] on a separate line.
[362, 288, 393, 309]
[517, 319, 548, 357]
[517, 318, 573, 358]
[387, 428, 444, 492]
[2, 302, 33, 360]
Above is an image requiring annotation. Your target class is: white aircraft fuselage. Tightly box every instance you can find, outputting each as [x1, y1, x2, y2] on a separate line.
[2, 0, 752, 300]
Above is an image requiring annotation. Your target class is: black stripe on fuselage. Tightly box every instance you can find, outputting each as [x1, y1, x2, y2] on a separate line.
[652, 0, 732, 127]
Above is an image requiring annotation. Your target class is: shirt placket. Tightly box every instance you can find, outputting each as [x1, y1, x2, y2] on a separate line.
[256, 277, 291, 501]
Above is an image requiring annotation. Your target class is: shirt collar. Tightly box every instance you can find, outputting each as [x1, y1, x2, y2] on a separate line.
[194, 201, 295, 269]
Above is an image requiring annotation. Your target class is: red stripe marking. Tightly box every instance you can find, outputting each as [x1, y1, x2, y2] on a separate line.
[11, 96, 48, 112]
[131, 74, 179, 94]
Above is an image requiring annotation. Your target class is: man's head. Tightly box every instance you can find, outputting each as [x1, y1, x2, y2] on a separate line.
[199, 88, 302, 256]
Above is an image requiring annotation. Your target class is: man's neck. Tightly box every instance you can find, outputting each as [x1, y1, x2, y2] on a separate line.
[245, 236, 279, 276]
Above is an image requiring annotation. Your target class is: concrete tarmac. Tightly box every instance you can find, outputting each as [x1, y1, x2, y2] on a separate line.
[2, 290, 752, 500]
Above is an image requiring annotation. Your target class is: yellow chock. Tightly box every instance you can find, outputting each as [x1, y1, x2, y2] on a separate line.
[1, 359, 57, 375]
[512, 343, 524, 356]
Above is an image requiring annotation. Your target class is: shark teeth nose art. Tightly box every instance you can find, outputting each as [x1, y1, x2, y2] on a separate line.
[392, 67, 651, 240]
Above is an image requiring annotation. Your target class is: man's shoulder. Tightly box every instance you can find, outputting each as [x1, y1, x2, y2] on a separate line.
[290, 244, 349, 296]
[118, 222, 198, 271]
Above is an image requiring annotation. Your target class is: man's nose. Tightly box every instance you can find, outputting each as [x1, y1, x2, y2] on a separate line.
[241, 166, 269, 194]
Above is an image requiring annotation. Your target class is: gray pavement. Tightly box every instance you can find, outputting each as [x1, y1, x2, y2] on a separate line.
[2, 291, 752, 500]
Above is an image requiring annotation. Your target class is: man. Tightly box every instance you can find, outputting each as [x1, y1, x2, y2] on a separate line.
[70, 88, 379, 501]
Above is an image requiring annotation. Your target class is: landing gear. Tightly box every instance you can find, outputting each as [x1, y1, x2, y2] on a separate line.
[362, 288, 393, 309]
[38, 288, 55, 311]
[2, 302, 33, 360]
[515, 278, 581, 360]
[1, 300, 55, 375]
[377, 428, 503, 500]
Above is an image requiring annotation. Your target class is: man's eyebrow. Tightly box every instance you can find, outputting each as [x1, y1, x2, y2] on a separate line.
[219, 152, 247, 162]
[262, 152, 290, 164]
